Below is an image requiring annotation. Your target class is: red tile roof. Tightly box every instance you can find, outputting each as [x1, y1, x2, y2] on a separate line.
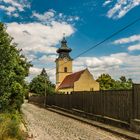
[58, 69, 85, 89]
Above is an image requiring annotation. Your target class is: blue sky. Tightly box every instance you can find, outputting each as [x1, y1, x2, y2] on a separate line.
[0, 0, 140, 83]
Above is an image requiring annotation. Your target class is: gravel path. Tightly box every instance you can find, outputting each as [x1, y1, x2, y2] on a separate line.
[22, 102, 127, 140]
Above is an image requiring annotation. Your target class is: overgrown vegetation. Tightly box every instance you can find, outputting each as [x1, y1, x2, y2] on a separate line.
[97, 74, 133, 90]
[0, 22, 31, 139]
[29, 68, 55, 95]
[0, 112, 27, 140]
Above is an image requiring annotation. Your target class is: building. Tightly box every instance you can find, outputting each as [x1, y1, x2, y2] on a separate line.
[55, 37, 99, 93]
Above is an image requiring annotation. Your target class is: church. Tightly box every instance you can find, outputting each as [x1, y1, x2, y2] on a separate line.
[55, 37, 99, 94]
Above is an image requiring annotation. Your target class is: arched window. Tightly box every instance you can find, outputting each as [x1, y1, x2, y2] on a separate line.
[64, 67, 67, 72]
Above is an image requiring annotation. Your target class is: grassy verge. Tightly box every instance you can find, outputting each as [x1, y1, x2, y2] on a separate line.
[0, 111, 27, 140]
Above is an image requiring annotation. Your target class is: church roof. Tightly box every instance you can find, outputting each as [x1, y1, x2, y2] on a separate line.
[58, 69, 86, 89]
[57, 37, 72, 53]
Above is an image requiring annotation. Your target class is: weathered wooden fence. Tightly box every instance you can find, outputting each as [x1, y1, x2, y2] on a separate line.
[28, 84, 140, 129]
[29, 95, 45, 106]
[133, 84, 140, 120]
[46, 90, 131, 123]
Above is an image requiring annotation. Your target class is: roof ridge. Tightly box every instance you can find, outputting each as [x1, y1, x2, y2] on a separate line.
[68, 69, 86, 76]
[58, 69, 86, 89]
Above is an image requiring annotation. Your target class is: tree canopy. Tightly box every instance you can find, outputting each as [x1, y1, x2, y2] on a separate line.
[0, 23, 31, 111]
[97, 74, 133, 90]
[29, 68, 55, 95]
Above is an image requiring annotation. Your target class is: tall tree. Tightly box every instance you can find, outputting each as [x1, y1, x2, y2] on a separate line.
[97, 74, 115, 90]
[97, 74, 133, 90]
[120, 76, 127, 83]
[0, 23, 31, 111]
[29, 68, 55, 95]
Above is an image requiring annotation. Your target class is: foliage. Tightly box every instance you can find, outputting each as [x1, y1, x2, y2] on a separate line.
[0, 22, 31, 111]
[96, 74, 115, 90]
[97, 74, 133, 90]
[29, 68, 55, 95]
[23, 82, 29, 99]
[0, 112, 26, 140]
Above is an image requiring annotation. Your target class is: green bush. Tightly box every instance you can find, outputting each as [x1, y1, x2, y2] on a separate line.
[0, 112, 25, 140]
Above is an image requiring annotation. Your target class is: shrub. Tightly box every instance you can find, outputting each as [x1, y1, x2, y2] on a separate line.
[0, 112, 26, 140]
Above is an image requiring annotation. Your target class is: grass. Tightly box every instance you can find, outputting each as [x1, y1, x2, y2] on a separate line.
[0, 111, 27, 140]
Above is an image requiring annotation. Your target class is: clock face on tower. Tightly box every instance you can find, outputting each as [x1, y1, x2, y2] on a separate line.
[64, 57, 68, 62]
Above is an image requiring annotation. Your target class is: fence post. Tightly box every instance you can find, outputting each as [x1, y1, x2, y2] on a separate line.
[130, 84, 140, 133]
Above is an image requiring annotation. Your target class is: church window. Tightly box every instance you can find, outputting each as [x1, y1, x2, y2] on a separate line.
[64, 67, 67, 72]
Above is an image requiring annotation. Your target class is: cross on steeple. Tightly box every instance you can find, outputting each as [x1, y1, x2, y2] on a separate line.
[61, 33, 67, 45]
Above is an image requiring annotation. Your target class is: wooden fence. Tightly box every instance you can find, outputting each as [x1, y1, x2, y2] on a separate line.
[133, 84, 140, 120]
[46, 90, 132, 123]
[29, 90, 132, 123]
[28, 84, 140, 132]
[28, 84, 140, 125]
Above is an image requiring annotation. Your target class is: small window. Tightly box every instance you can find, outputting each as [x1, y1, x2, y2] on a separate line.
[64, 67, 67, 72]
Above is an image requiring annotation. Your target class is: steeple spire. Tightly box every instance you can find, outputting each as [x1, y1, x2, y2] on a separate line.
[62, 33, 66, 42]
[61, 35, 68, 48]
[56, 35, 72, 60]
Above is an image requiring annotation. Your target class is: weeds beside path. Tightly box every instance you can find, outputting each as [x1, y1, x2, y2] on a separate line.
[0, 111, 27, 140]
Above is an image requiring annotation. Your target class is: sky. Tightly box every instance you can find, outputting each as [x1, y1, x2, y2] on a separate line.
[0, 0, 140, 83]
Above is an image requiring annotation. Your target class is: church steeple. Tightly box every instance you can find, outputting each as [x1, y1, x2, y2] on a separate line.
[55, 36, 73, 89]
[56, 36, 72, 60]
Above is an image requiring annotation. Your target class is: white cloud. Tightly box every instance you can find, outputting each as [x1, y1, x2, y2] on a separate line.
[113, 34, 140, 51]
[128, 44, 140, 51]
[29, 67, 42, 75]
[0, 5, 16, 12]
[39, 55, 57, 63]
[32, 10, 55, 22]
[67, 16, 79, 22]
[2, 0, 30, 11]
[74, 54, 123, 69]
[103, 0, 112, 6]
[0, 0, 30, 17]
[32, 10, 79, 24]
[6, 21, 75, 55]
[113, 34, 140, 44]
[73, 53, 140, 82]
[0, 5, 17, 16]
[6, 21, 75, 83]
[27, 52, 140, 83]
[105, 0, 140, 19]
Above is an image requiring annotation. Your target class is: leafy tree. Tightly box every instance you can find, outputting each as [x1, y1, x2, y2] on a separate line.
[114, 77, 133, 90]
[97, 74, 115, 90]
[29, 68, 55, 95]
[97, 74, 133, 90]
[0, 23, 31, 111]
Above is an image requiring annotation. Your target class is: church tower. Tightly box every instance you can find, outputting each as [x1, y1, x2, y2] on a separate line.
[55, 37, 73, 89]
